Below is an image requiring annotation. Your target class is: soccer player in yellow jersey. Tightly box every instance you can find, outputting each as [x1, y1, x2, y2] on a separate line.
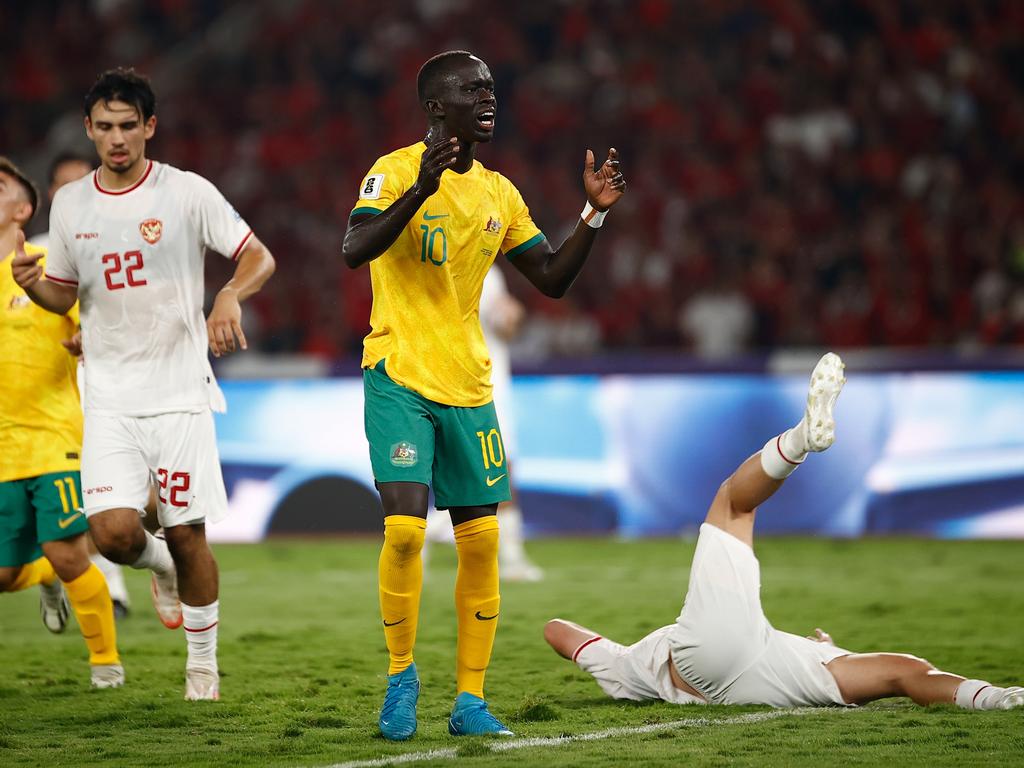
[0, 157, 122, 688]
[343, 50, 626, 740]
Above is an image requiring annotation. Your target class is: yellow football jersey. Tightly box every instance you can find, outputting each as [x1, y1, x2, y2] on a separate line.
[0, 242, 83, 482]
[352, 142, 544, 407]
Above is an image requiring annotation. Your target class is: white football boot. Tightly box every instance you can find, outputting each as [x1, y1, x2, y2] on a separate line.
[91, 664, 125, 689]
[150, 569, 183, 629]
[185, 668, 220, 701]
[804, 352, 846, 452]
[39, 579, 70, 633]
[500, 553, 544, 582]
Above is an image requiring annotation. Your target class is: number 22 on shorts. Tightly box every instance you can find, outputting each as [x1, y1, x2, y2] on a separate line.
[157, 468, 191, 507]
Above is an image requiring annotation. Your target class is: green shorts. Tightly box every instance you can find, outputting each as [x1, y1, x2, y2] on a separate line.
[0, 471, 89, 567]
[363, 360, 511, 509]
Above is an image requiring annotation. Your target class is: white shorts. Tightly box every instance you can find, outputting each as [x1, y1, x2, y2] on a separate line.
[668, 523, 850, 707]
[574, 625, 703, 705]
[81, 410, 228, 527]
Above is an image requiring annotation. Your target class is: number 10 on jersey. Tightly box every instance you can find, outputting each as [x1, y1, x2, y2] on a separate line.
[419, 225, 447, 266]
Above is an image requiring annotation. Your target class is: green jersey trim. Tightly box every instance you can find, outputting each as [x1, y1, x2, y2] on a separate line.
[504, 232, 545, 260]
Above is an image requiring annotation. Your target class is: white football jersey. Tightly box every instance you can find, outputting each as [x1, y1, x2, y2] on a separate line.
[44, 160, 252, 416]
[479, 266, 511, 392]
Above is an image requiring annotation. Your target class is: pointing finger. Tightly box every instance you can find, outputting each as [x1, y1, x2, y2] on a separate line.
[585, 149, 595, 174]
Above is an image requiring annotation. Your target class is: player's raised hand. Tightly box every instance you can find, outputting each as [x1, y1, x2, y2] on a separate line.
[583, 148, 626, 211]
[414, 132, 460, 197]
[206, 288, 247, 358]
[11, 230, 44, 289]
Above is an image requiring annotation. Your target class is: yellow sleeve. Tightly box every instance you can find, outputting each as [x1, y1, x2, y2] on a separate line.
[67, 301, 80, 326]
[499, 178, 545, 260]
[350, 152, 416, 218]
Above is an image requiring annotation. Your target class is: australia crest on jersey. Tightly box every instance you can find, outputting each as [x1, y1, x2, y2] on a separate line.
[483, 216, 502, 234]
[140, 218, 163, 244]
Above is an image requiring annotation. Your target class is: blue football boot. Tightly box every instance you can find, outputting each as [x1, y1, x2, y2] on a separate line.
[379, 663, 419, 741]
[447, 692, 513, 736]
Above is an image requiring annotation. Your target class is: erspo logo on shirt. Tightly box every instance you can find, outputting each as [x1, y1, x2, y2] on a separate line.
[139, 218, 163, 244]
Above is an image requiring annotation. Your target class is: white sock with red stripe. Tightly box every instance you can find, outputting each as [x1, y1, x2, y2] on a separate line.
[182, 600, 219, 673]
[760, 421, 810, 480]
[955, 679, 1006, 710]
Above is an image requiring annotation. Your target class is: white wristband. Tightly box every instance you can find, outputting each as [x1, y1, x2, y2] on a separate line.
[581, 201, 607, 229]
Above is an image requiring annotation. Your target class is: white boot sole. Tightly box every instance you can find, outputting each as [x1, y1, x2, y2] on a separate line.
[805, 353, 846, 452]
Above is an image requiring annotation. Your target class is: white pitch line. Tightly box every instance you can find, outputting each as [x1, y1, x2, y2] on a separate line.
[318, 707, 839, 768]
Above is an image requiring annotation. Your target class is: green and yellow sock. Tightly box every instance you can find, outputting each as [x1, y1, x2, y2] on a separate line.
[379, 515, 426, 675]
[454, 515, 500, 698]
[8, 556, 56, 592]
[64, 564, 119, 666]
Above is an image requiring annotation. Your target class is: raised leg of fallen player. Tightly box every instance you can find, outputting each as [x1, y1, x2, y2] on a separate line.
[89, 504, 221, 700]
[546, 353, 1023, 711]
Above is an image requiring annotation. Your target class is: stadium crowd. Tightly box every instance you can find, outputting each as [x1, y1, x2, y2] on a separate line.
[6, 0, 1024, 359]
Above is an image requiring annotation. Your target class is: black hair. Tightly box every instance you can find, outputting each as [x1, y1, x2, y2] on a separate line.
[47, 151, 93, 185]
[416, 50, 476, 104]
[83, 67, 156, 121]
[0, 156, 40, 219]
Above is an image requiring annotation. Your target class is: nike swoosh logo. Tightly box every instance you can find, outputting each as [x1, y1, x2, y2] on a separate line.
[423, 212, 448, 220]
[58, 512, 83, 530]
[383, 617, 406, 627]
[486, 474, 507, 487]
[475, 611, 499, 621]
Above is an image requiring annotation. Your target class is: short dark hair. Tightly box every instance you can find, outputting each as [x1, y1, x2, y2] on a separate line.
[0, 157, 40, 219]
[417, 50, 475, 104]
[84, 67, 156, 121]
[48, 151, 93, 185]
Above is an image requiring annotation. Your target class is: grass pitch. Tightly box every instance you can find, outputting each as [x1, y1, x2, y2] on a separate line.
[1, 535, 1022, 767]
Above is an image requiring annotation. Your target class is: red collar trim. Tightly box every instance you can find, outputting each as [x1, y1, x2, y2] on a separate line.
[93, 160, 153, 196]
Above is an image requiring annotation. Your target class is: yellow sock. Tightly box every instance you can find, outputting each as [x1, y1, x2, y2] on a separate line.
[64, 564, 120, 666]
[8, 556, 56, 592]
[454, 515, 500, 698]
[379, 515, 426, 675]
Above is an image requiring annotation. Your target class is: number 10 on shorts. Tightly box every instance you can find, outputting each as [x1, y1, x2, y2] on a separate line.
[157, 468, 191, 507]
[475, 429, 505, 470]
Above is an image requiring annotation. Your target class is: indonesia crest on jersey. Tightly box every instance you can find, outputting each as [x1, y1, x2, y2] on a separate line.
[43, 161, 252, 416]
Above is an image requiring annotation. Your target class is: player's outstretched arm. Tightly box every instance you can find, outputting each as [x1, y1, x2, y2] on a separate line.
[342, 135, 460, 269]
[207, 236, 275, 358]
[511, 148, 626, 298]
[10, 231, 77, 315]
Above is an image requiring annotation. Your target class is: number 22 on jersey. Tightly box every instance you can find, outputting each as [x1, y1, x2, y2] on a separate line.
[103, 250, 148, 290]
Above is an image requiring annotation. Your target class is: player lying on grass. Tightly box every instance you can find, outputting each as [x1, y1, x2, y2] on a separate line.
[545, 353, 1023, 711]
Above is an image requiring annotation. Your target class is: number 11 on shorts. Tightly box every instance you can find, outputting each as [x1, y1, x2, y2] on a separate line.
[475, 429, 505, 470]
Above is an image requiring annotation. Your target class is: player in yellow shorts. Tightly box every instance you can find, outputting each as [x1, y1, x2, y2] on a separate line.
[343, 50, 626, 739]
[0, 157, 121, 688]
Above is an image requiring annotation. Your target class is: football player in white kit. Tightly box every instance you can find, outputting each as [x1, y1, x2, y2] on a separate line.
[12, 68, 276, 700]
[545, 353, 1024, 712]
